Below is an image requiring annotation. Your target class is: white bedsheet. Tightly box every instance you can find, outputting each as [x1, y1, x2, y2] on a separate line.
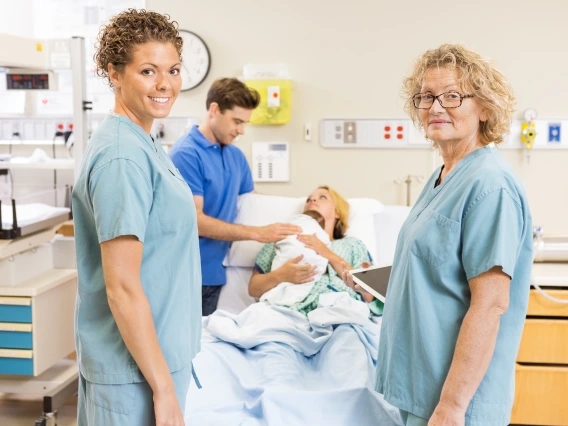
[185, 293, 402, 426]
[1, 203, 70, 229]
[217, 267, 256, 314]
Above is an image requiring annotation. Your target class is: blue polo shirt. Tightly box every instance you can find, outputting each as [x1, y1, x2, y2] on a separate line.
[169, 126, 254, 286]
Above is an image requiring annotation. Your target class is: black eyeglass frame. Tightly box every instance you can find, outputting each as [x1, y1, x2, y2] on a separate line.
[412, 92, 474, 109]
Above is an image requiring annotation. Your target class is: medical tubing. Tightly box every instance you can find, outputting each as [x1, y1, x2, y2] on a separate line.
[530, 248, 568, 304]
[531, 282, 568, 304]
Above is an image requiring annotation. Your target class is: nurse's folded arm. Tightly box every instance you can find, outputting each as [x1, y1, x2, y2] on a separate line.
[193, 194, 302, 243]
[430, 266, 510, 425]
[100, 236, 182, 425]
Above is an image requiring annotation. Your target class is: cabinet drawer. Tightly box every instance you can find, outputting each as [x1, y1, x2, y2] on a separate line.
[517, 319, 568, 364]
[0, 349, 33, 375]
[511, 365, 568, 425]
[0, 297, 32, 323]
[0, 323, 33, 349]
[527, 289, 568, 317]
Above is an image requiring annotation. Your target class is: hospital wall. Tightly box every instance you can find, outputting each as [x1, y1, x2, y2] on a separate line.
[148, 0, 568, 234]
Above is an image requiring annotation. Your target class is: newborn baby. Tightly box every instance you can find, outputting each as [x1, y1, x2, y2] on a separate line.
[260, 210, 331, 306]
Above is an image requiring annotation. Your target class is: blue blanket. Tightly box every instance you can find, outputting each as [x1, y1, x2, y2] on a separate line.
[185, 293, 403, 426]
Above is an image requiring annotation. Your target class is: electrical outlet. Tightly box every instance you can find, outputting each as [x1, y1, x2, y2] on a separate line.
[381, 121, 407, 142]
[344, 121, 356, 143]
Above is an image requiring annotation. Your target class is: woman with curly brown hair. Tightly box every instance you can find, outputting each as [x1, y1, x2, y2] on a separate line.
[344, 44, 533, 426]
[72, 9, 200, 426]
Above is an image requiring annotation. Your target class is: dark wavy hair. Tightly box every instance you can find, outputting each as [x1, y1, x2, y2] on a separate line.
[206, 78, 261, 112]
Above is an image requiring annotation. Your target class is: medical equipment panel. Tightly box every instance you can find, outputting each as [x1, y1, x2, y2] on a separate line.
[251, 142, 290, 182]
[320, 118, 568, 150]
[6, 69, 58, 91]
[320, 118, 429, 148]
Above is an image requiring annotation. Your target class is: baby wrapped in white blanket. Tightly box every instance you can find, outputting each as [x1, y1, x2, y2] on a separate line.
[260, 211, 330, 306]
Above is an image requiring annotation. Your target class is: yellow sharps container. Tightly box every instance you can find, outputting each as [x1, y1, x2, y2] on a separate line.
[243, 65, 291, 125]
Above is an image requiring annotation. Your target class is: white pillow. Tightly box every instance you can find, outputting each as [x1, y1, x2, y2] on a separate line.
[223, 193, 383, 267]
[343, 198, 383, 262]
[373, 205, 412, 265]
[223, 193, 304, 268]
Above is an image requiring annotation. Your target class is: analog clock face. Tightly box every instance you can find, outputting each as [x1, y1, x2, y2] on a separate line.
[178, 30, 211, 91]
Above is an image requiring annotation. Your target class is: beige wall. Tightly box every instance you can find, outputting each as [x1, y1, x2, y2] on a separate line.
[149, 0, 568, 233]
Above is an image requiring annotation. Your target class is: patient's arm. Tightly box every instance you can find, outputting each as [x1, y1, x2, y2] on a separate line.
[194, 195, 301, 242]
[298, 234, 353, 276]
[248, 255, 318, 298]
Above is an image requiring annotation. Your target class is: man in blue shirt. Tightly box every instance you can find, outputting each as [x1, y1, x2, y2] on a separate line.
[170, 78, 301, 315]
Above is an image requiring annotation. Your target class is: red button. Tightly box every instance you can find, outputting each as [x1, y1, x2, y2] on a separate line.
[384, 126, 391, 131]
[397, 134, 403, 139]
[69, 124, 74, 130]
[397, 126, 403, 131]
[273, 93, 278, 98]
[57, 124, 64, 130]
[385, 134, 391, 139]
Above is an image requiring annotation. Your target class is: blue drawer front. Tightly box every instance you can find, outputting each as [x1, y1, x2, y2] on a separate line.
[0, 357, 33, 375]
[0, 331, 33, 349]
[0, 305, 32, 323]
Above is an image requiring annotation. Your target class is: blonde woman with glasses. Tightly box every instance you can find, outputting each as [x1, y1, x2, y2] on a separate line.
[344, 44, 532, 426]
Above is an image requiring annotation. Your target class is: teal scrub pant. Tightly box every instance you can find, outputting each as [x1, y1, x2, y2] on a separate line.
[77, 364, 192, 426]
[399, 409, 429, 426]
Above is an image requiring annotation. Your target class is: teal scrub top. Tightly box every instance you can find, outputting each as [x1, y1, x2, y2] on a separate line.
[376, 145, 532, 425]
[72, 114, 202, 385]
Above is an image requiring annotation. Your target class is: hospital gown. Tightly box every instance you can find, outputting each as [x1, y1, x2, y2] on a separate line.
[256, 236, 383, 316]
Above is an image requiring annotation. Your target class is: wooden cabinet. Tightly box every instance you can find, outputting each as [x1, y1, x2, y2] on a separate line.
[511, 264, 568, 426]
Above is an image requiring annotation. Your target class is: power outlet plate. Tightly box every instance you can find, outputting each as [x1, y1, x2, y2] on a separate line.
[320, 119, 429, 149]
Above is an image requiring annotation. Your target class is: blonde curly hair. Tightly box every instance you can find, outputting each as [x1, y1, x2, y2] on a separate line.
[402, 44, 516, 145]
[94, 9, 183, 90]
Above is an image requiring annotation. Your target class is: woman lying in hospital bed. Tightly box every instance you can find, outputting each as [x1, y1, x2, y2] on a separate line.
[184, 186, 403, 426]
[251, 186, 383, 316]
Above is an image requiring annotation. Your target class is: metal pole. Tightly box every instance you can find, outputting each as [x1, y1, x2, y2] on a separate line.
[405, 175, 411, 207]
[70, 37, 88, 180]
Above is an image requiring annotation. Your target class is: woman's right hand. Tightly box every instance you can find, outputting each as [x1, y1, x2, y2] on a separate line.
[276, 255, 318, 284]
[342, 261, 375, 302]
[154, 387, 185, 426]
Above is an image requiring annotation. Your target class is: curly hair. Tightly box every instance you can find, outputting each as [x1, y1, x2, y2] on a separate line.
[402, 44, 516, 145]
[94, 9, 183, 90]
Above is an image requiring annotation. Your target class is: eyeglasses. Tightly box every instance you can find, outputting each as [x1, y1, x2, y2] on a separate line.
[412, 91, 474, 109]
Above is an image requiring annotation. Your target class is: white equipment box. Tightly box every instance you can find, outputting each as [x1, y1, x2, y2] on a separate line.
[252, 142, 290, 182]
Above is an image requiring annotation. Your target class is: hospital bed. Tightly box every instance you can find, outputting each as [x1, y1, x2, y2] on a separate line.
[184, 193, 411, 426]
